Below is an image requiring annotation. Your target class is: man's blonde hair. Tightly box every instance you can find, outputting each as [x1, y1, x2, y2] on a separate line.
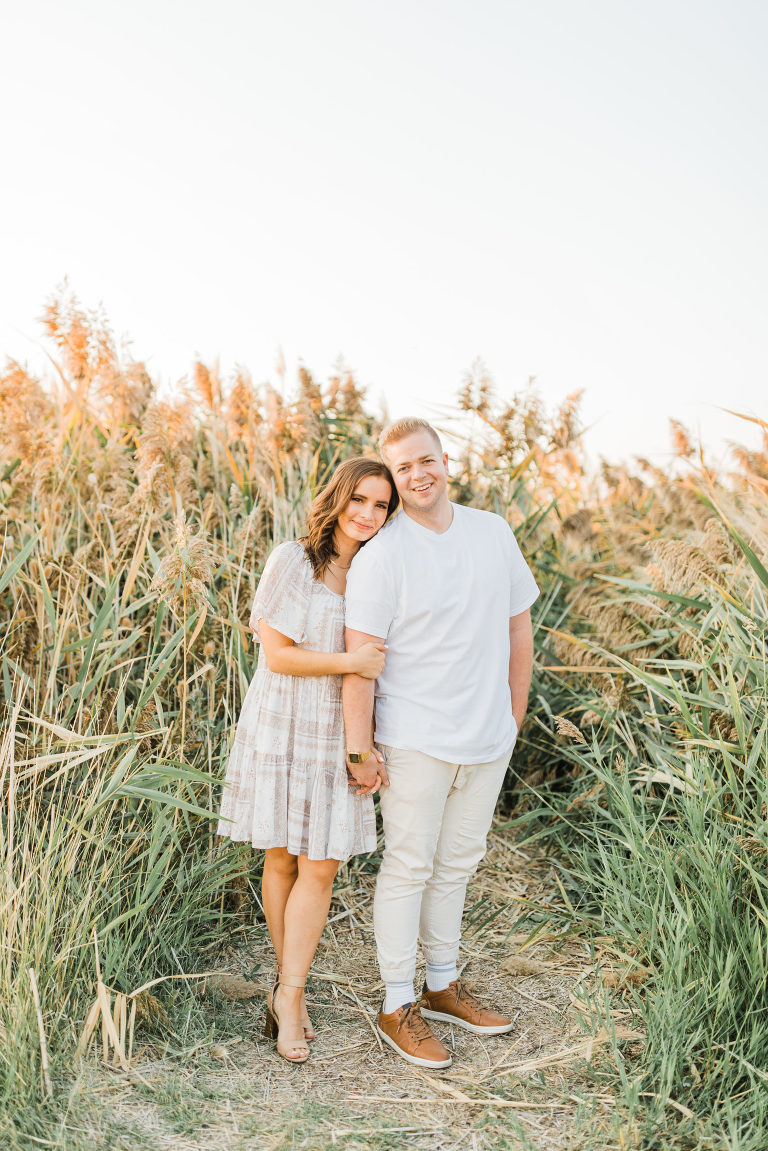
[377, 417, 443, 462]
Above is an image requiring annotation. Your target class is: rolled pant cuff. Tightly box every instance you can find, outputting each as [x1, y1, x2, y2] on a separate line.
[422, 947, 460, 966]
[379, 965, 418, 984]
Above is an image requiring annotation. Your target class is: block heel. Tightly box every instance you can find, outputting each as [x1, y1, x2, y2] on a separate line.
[265, 974, 310, 1064]
[263, 1006, 278, 1039]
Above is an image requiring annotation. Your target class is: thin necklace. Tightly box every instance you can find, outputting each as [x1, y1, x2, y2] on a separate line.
[329, 558, 352, 571]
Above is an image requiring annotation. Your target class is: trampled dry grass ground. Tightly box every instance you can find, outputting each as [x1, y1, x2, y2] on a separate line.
[70, 827, 626, 1151]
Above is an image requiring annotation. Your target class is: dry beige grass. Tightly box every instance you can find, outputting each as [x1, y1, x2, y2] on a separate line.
[71, 826, 629, 1151]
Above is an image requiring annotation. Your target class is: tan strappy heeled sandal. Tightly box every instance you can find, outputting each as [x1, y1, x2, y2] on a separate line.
[273, 964, 315, 1039]
[264, 975, 310, 1063]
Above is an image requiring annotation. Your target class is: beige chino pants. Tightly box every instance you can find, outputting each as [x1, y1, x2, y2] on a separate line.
[374, 743, 513, 984]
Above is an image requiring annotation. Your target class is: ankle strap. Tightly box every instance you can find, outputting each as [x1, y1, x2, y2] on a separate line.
[279, 975, 306, 989]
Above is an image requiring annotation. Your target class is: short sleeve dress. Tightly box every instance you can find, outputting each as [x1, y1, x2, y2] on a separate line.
[217, 541, 376, 861]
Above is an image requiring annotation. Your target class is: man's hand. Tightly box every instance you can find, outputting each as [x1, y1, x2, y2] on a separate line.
[346, 748, 390, 795]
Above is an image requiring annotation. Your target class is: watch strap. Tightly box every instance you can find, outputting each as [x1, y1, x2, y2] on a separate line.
[347, 750, 372, 764]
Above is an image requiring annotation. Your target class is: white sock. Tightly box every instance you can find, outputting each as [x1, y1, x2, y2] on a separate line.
[426, 960, 457, 992]
[383, 981, 415, 1015]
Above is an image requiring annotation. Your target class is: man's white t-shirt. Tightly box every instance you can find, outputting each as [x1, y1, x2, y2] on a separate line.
[344, 503, 540, 764]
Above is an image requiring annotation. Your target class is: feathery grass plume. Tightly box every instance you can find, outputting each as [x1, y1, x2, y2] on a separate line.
[518, 384, 547, 446]
[326, 359, 367, 421]
[560, 507, 597, 550]
[261, 385, 300, 459]
[193, 359, 223, 412]
[445, 371, 587, 529]
[40, 285, 155, 451]
[40, 282, 116, 397]
[730, 441, 768, 484]
[97, 359, 155, 430]
[700, 516, 738, 567]
[301, 367, 329, 432]
[734, 835, 768, 859]
[550, 628, 612, 683]
[134, 399, 197, 510]
[707, 711, 739, 742]
[3, 611, 39, 667]
[669, 418, 695, 458]
[551, 390, 585, 450]
[599, 459, 623, 493]
[564, 572, 655, 660]
[228, 482, 245, 517]
[92, 686, 120, 734]
[40, 285, 94, 384]
[581, 709, 602, 726]
[293, 364, 324, 444]
[652, 479, 713, 533]
[226, 367, 259, 443]
[554, 715, 587, 744]
[648, 538, 725, 594]
[84, 438, 133, 504]
[151, 507, 214, 616]
[458, 356, 494, 415]
[603, 677, 631, 711]
[0, 361, 56, 491]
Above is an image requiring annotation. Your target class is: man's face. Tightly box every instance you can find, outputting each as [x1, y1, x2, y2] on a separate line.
[385, 431, 450, 515]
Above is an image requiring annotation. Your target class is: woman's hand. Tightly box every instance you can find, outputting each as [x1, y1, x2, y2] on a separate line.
[347, 748, 389, 795]
[348, 642, 387, 679]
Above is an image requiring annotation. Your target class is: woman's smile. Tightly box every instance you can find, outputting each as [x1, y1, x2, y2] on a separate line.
[335, 475, 393, 546]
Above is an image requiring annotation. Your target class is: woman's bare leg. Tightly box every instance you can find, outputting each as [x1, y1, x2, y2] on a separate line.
[272, 855, 339, 1055]
[262, 847, 299, 963]
[262, 847, 313, 1036]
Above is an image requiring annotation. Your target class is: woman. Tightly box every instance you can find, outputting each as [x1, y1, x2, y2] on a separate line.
[218, 456, 397, 1064]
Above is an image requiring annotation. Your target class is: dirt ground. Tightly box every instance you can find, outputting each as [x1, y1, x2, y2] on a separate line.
[73, 827, 625, 1151]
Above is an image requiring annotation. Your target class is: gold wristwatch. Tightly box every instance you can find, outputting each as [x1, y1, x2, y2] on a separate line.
[347, 750, 372, 764]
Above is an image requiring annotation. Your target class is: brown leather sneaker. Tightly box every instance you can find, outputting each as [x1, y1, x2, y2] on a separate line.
[420, 980, 514, 1035]
[376, 1002, 452, 1068]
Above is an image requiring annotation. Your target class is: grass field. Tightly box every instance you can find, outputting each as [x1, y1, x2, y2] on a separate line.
[1, 288, 767, 1149]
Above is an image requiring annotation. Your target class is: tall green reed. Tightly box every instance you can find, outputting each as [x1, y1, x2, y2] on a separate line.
[506, 480, 768, 1148]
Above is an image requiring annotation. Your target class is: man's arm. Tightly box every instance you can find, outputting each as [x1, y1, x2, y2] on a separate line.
[343, 627, 390, 793]
[508, 609, 534, 732]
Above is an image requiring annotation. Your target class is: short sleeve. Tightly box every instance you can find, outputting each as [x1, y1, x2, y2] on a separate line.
[505, 523, 540, 617]
[249, 541, 311, 644]
[344, 541, 397, 639]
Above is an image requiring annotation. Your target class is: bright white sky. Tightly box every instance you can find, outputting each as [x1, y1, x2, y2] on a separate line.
[2, 0, 766, 466]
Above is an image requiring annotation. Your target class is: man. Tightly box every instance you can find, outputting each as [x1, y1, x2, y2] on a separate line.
[342, 417, 539, 1069]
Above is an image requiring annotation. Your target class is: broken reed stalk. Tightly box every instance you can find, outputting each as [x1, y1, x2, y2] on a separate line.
[27, 967, 52, 1097]
[77, 939, 227, 1072]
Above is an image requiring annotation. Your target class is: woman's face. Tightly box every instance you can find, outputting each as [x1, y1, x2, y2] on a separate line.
[335, 475, 393, 546]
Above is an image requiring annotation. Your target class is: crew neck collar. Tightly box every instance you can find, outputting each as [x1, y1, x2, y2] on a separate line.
[403, 502, 456, 536]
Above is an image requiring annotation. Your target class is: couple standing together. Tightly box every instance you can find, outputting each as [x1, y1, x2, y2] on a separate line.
[218, 417, 539, 1068]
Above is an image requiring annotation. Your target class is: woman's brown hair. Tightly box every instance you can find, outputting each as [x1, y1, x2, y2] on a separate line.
[302, 457, 398, 580]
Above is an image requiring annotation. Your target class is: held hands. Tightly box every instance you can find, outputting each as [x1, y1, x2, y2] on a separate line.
[346, 748, 389, 795]
[349, 642, 387, 679]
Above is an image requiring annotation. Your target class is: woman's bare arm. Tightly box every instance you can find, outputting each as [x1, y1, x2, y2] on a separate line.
[258, 618, 385, 679]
